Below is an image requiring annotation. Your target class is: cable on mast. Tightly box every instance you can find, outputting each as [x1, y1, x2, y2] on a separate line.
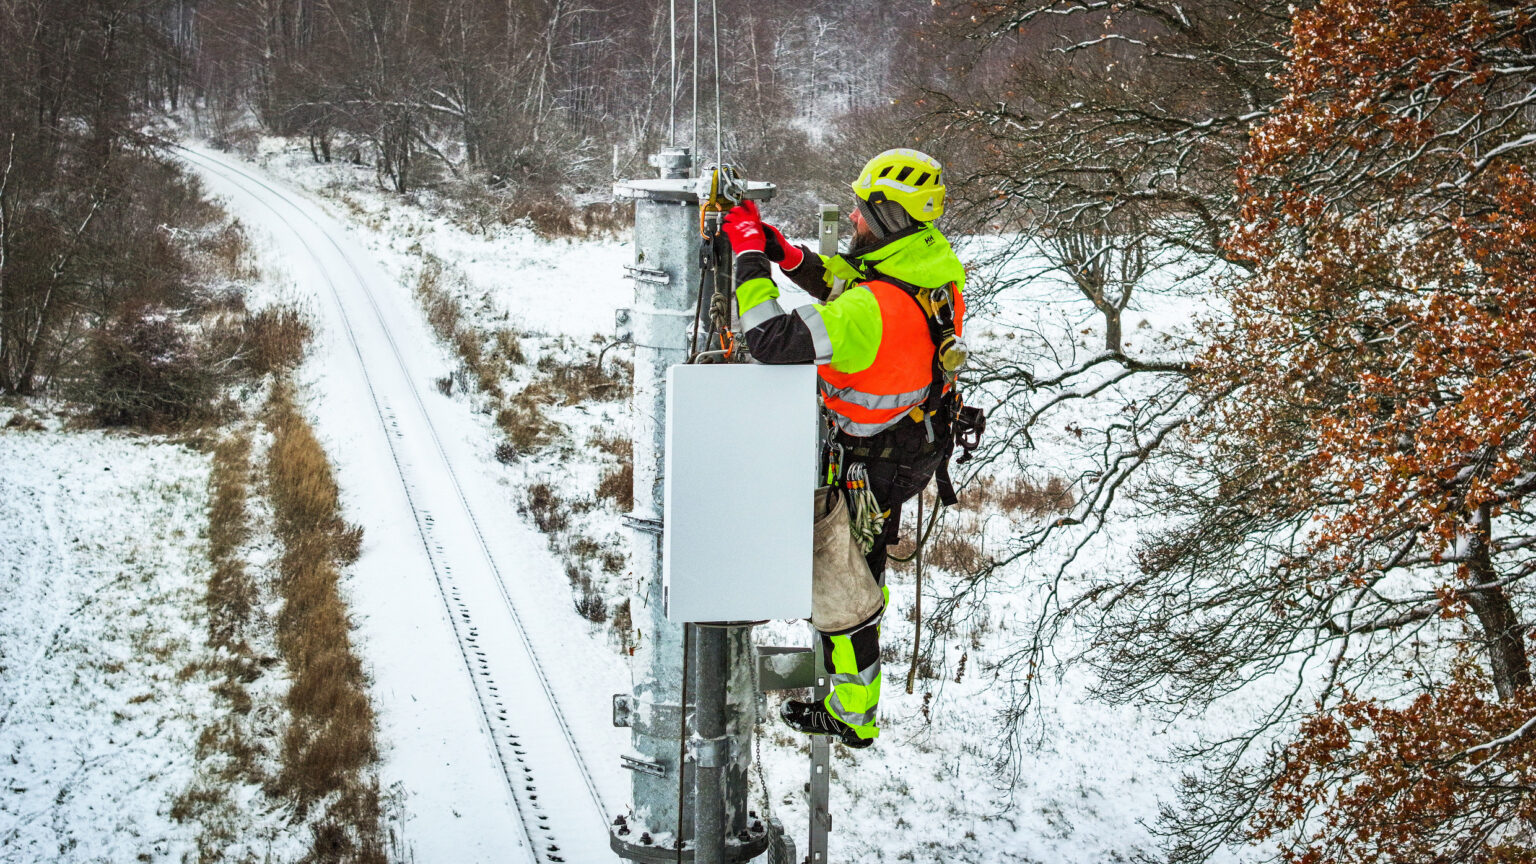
[691, 0, 699, 159]
[711, 0, 722, 168]
[669, 0, 677, 145]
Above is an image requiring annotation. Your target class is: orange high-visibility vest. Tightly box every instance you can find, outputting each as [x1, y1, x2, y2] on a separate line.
[818, 279, 965, 437]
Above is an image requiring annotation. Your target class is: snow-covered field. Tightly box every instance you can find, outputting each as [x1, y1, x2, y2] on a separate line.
[223, 139, 1240, 863]
[0, 133, 1253, 864]
[0, 427, 213, 863]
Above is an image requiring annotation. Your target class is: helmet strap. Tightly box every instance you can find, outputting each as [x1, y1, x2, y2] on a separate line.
[854, 196, 889, 240]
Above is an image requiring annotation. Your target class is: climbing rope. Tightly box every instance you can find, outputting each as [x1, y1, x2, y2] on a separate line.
[887, 489, 943, 564]
[905, 492, 942, 695]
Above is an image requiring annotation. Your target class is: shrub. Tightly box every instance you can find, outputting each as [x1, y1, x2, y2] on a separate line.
[87, 307, 217, 429]
[244, 306, 312, 376]
[496, 390, 554, 454]
[521, 482, 570, 534]
[962, 474, 1075, 518]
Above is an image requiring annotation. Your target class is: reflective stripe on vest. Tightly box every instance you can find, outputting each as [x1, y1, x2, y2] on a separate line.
[818, 279, 939, 437]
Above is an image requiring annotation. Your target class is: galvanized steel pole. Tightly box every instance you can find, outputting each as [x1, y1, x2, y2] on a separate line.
[611, 150, 775, 864]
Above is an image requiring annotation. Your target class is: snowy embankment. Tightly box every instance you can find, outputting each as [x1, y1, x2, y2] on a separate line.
[0, 427, 212, 863]
[182, 142, 629, 863]
[224, 138, 1247, 863]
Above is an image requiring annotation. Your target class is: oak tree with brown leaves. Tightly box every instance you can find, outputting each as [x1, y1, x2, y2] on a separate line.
[1146, 1, 1536, 860]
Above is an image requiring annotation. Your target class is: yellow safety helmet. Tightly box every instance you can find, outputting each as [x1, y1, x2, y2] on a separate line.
[851, 148, 946, 223]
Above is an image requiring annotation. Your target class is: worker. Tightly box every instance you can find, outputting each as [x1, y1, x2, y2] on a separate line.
[720, 148, 969, 748]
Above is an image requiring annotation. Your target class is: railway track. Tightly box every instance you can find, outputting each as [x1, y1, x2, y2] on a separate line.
[179, 146, 614, 863]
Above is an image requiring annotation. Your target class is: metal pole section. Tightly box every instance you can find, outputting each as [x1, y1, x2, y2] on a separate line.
[612, 146, 698, 861]
[613, 152, 776, 864]
[693, 627, 727, 864]
[806, 203, 840, 864]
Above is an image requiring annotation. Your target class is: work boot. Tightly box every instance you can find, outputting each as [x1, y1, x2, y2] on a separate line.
[780, 699, 873, 749]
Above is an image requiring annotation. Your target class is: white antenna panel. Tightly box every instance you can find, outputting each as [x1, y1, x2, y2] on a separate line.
[663, 364, 817, 623]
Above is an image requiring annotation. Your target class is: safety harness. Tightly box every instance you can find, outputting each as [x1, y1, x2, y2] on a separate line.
[832, 265, 986, 508]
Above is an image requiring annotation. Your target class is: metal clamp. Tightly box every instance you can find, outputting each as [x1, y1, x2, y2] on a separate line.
[623, 513, 664, 535]
[613, 694, 634, 727]
[620, 753, 667, 777]
[688, 735, 732, 768]
[624, 264, 671, 285]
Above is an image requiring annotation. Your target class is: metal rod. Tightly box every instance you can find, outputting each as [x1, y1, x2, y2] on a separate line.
[808, 633, 832, 864]
[693, 626, 728, 864]
[669, 0, 677, 145]
[711, 0, 722, 167]
[807, 203, 839, 864]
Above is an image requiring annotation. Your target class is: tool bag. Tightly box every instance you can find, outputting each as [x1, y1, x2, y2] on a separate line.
[811, 485, 884, 633]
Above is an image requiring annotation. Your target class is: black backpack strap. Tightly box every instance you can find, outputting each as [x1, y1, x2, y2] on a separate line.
[864, 268, 980, 507]
[867, 268, 957, 416]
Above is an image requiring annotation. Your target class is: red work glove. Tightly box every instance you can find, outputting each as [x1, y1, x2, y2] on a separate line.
[722, 202, 764, 255]
[760, 222, 804, 270]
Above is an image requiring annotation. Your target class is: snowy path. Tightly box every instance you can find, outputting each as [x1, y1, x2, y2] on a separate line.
[179, 145, 627, 864]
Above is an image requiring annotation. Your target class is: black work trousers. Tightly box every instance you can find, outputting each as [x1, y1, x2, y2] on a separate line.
[817, 422, 942, 739]
[836, 419, 945, 584]
[855, 449, 944, 585]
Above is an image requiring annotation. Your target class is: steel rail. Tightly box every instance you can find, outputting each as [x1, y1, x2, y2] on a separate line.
[177, 146, 609, 862]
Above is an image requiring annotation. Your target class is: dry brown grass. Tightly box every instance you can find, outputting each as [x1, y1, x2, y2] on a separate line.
[415, 255, 505, 399]
[176, 431, 266, 856]
[962, 473, 1075, 518]
[416, 259, 461, 344]
[591, 428, 635, 511]
[537, 351, 627, 405]
[197, 219, 260, 283]
[888, 498, 988, 578]
[610, 598, 635, 654]
[493, 328, 525, 365]
[262, 382, 385, 860]
[926, 528, 986, 574]
[521, 482, 571, 534]
[596, 462, 633, 512]
[244, 306, 312, 377]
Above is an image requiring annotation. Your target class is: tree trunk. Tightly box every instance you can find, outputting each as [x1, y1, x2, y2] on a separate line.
[1103, 306, 1121, 354]
[1466, 504, 1531, 700]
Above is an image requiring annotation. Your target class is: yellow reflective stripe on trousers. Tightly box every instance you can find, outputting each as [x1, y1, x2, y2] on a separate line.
[827, 692, 878, 728]
[831, 658, 881, 689]
[824, 633, 881, 738]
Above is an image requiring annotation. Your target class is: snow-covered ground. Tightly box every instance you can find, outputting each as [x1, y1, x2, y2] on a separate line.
[217, 139, 1247, 864]
[0, 131, 1255, 864]
[180, 143, 631, 864]
[0, 428, 213, 863]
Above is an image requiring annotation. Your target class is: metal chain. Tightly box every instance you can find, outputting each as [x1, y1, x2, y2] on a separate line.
[753, 719, 772, 822]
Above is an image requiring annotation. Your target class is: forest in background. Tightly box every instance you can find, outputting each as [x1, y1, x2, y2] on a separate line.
[3, 1, 1536, 863]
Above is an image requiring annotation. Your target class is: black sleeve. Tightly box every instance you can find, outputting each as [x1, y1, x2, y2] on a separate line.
[734, 250, 817, 365]
[780, 246, 831, 301]
[745, 317, 816, 365]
